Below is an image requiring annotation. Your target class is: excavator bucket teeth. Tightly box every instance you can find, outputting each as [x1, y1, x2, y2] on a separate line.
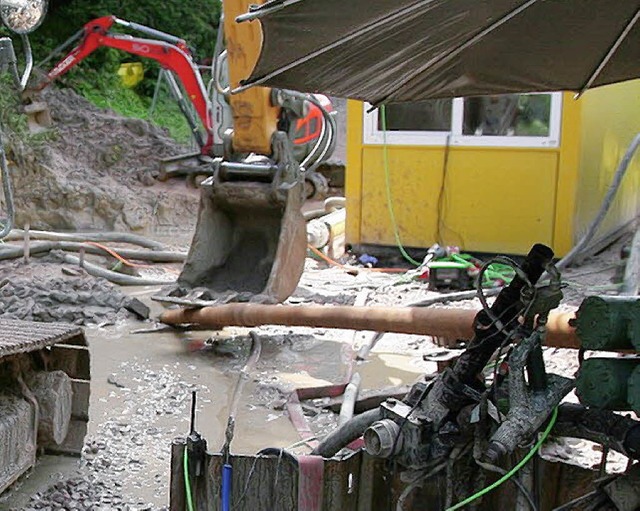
[168, 172, 306, 304]
[23, 100, 52, 133]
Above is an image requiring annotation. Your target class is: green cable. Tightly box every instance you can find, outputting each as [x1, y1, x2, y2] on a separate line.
[183, 448, 195, 511]
[380, 105, 422, 267]
[445, 407, 558, 511]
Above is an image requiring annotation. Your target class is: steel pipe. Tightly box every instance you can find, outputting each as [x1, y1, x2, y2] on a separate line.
[160, 304, 579, 348]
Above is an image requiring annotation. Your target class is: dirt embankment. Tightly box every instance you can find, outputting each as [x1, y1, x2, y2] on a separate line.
[9, 87, 200, 234]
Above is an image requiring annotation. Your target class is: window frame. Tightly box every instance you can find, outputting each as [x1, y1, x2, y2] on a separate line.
[362, 93, 563, 148]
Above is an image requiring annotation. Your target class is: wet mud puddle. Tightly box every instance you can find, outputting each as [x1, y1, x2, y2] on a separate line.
[2, 287, 431, 510]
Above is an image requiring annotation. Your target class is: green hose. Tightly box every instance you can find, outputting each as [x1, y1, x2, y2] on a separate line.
[381, 105, 422, 267]
[446, 407, 558, 511]
[183, 448, 195, 511]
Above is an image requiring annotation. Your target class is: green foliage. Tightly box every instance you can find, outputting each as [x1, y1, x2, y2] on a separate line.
[35, 0, 221, 63]
[74, 72, 195, 143]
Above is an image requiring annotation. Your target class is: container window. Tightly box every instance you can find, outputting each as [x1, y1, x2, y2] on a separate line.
[377, 99, 452, 132]
[363, 92, 562, 148]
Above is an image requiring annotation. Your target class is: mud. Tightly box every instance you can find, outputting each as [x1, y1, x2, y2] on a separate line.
[9, 87, 200, 234]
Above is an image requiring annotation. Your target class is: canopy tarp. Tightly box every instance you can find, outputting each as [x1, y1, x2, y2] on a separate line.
[238, 0, 640, 104]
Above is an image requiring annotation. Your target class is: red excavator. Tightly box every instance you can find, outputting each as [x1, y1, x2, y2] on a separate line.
[35, 9, 338, 304]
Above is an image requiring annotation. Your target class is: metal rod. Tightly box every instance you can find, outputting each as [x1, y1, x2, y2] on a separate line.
[22, 223, 29, 264]
[114, 17, 186, 47]
[36, 28, 84, 69]
[19, 34, 32, 90]
[190, 390, 197, 435]
[160, 303, 580, 348]
[235, 0, 302, 23]
[164, 70, 206, 149]
[577, 8, 640, 97]
[0, 130, 15, 239]
[149, 68, 165, 118]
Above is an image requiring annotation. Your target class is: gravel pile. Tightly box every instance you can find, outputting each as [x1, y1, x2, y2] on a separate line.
[23, 477, 139, 511]
[0, 274, 132, 325]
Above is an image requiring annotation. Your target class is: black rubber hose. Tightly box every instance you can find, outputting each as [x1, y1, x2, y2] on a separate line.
[554, 403, 640, 459]
[257, 447, 299, 467]
[311, 408, 382, 458]
[453, 244, 554, 385]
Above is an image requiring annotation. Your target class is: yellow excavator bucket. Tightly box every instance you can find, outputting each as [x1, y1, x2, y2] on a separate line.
[170, 150, 307, 304]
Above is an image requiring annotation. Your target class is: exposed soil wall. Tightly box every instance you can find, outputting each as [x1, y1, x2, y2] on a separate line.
[9, 87, 199, 234]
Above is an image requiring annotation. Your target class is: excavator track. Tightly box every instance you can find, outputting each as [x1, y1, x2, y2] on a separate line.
[0, 319, 90, 495]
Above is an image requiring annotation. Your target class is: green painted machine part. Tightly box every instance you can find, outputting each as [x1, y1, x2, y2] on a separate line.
[576, 357, 640, 410]
[629, 365, 640, 415]
[575, 296, 640, 351]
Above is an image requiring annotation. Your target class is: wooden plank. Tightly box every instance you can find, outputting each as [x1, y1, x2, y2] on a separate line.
[357, 453, 392, 511]
[207, 453, 298, 511]
[71, 379, 90, 421]
[170, 440, 186, 511]
[45, 419, 87, 456]
[48, 345, 90, 380]
[323, 453, 361, 510]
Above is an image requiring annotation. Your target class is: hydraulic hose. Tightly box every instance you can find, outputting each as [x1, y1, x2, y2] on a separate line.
[554, 403, 640, 459]
[452, 244, 554, 386]
[311, 408, 382, 458]
[62, 254, 174, 286]
[0, 240, 185, 262]
[4, 229, 168, 250]
[557, 133, 640, 270]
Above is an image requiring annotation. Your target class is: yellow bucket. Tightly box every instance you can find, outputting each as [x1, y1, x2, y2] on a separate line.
[117, 62, 144, 88]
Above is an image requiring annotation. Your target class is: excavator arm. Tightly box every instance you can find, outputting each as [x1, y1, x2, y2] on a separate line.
[42, 16, 215, 154]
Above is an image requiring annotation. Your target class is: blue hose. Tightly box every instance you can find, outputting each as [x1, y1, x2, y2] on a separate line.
[222, 463, 232, 511]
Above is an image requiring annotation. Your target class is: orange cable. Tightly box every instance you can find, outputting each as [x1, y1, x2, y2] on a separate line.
[307, 244, 409, 273]
[84, 241, 153, 268]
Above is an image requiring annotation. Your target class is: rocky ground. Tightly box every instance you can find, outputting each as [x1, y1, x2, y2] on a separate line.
[0, 255, 141, 325]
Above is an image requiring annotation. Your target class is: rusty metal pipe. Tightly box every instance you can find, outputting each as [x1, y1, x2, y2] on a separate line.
[159, 304, 579, 348]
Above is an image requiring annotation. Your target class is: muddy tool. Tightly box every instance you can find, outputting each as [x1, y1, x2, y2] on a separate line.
[166, 134, 307, 304]
[182, 390, 206, 511]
